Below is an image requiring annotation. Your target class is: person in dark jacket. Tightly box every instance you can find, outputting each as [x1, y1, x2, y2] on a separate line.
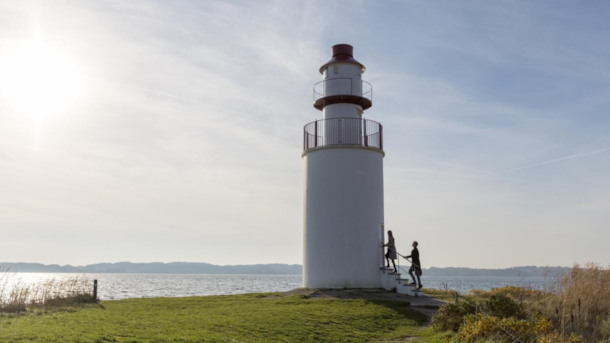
[406, 241, 423, 289]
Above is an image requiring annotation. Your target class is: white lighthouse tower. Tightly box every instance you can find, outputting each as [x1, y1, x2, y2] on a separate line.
[303, 44, 384, 289]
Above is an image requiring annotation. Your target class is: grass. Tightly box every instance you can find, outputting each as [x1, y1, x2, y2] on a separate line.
[0, 293, 439, 343]
[421, 289, 459, 302]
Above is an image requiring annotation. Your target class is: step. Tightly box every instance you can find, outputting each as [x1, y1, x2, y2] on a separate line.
[381, 271, 401, 290]
[399, 281, 424, 291]
[404, 285, 423, 292]
[398, 279, 417, 285]
[396, 283, 417, 296]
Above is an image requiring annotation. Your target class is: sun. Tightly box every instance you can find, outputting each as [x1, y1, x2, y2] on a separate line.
[0, 39, 85, 118]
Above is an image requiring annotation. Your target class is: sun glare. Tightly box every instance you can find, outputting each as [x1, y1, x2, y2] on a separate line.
[0, 39, 85, 118]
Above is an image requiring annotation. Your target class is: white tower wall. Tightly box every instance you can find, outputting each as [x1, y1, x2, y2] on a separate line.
[322, 63, 363, 120]
[322, 64, 363, 98]
[303, 147, 384, 288]
[323, 103, 362, 120]
[303, 44, 383, 289]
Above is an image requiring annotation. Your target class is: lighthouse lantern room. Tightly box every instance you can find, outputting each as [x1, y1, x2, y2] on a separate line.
[302, 44, 385, 289]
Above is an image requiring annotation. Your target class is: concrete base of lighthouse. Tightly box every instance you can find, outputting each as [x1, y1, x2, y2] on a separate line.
[303, 146, 384, 289]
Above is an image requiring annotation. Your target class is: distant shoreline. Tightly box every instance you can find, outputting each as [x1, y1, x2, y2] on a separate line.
[1, 262, 570, 277]
[7, 271, 304, 276]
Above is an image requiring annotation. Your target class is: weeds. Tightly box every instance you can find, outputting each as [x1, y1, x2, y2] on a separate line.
[537, 262, 610, 341]
[431, 263, 610, 342]
[0, 269, 97, 313]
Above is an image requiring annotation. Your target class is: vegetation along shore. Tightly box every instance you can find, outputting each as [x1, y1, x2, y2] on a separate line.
[0, 263, 607, 342]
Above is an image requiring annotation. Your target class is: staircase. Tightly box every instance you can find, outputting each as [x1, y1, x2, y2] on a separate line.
[379, 267, 423, 296]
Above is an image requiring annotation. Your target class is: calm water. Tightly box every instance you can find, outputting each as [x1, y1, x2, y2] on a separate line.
[423, 276, 547, 293]
[8, 273, 548, 300]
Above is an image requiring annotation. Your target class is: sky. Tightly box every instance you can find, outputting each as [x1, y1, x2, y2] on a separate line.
[0, 0, 609, 269]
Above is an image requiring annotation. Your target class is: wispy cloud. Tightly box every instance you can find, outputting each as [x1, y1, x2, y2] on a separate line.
[1, 0, 609, 268]
[396, 147, 610, 178]
[500, 147, 610, 174]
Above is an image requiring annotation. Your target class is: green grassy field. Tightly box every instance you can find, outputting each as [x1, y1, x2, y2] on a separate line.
[0, 293, 446, 343]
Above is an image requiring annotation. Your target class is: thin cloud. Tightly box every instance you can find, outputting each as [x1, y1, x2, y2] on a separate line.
[425, 158, 496, 176]
[387, 166, 495, 180]
[405, 147, 610, 178]
[85, 76, 223, 118]
[500, 147, 610, 174]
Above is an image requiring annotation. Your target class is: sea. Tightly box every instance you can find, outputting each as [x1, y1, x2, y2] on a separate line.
[8, 273, 548, 300]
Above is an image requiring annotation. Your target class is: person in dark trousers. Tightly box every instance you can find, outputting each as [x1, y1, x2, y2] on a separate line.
[383, 230, 397, 273]
[406, 241, 423, 289]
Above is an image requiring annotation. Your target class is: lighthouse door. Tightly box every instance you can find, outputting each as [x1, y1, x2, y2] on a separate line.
[379, 223, 385, 268]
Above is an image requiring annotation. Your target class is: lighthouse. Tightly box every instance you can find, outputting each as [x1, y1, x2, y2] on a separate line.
[302, 44, 385, 289]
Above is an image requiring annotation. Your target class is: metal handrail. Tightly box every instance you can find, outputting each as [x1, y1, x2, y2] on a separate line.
[303, 117, 383, 152]
[396, 253, 411, 282]
[398, 252, 421, 270]
[362, 80, 373, 99]
[313, 78, 373, 103]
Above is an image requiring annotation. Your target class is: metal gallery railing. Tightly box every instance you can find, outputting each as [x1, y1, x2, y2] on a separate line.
[303, 117, 383, 152]
[313, 78, 373, 103]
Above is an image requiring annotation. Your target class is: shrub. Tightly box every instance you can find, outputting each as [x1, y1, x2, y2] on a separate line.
[485, 295, 525, 319]
[434, 265, 609, 341]
[431, 302, 476, 332]
[458, 313, 554, 342]
[537, 332, 583, 343]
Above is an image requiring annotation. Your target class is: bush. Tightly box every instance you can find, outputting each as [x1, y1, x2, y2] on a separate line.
[537, 332, 583, 343]
[434, 265, 609, 341]
[431, 302, 476, 332]
[432, 295, 525, 335]
[458, 313, 554, 342]
[485, 295, 525, 319]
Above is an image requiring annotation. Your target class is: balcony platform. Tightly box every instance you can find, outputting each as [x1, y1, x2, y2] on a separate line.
[313, 95, 372, 111]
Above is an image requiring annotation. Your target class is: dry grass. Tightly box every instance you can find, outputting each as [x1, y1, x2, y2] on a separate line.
[532, 262, 610, 341]
[0, 269, 97, 313]
[430, 263, 610, 342]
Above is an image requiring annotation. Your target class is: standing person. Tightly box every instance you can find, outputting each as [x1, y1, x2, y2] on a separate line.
[383, 231, 397, 273]
[406, 241, 423, 289]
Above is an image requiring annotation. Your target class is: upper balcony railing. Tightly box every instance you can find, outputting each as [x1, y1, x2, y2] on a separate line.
[303, 117, 383, 153]
[312, 79, 373, 110]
